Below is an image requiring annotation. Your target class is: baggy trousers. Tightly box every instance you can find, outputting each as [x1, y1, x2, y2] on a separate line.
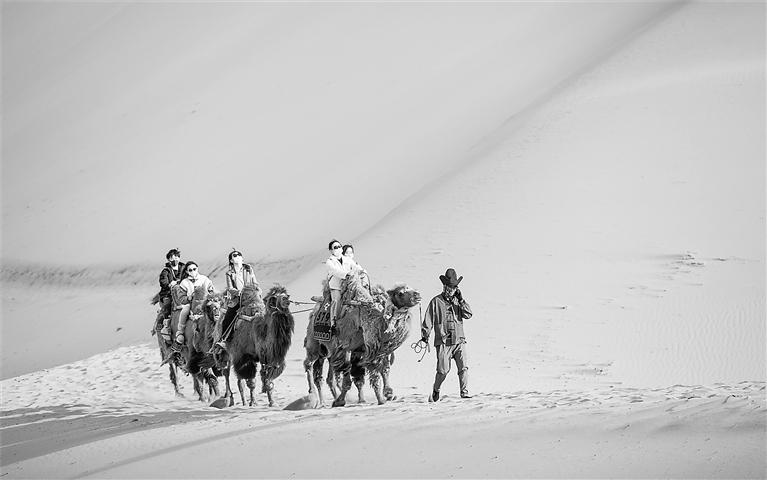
[433, 342, 469, 396]
[220, 299, 240, 342]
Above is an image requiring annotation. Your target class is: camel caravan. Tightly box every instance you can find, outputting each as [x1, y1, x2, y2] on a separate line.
[150, 244, 421, 409]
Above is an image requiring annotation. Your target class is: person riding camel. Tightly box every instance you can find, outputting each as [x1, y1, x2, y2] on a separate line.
[173, 261, 216, 346]
[326, 239, 363, 329]
[154, 248, 185, 336]
[215, 249, 258, 351]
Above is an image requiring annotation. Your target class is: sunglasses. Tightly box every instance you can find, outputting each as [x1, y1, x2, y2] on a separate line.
[231, 253, 242, 258]
[332, 245, 342, 250]
[187, 267, 198, 271]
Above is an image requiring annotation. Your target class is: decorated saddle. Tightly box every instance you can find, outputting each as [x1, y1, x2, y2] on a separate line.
[235, 283, 265, 327]
[312, 288, 333, 342]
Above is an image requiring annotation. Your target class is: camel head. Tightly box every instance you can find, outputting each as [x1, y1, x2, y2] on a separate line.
[264, 284, 291, 315]
[204, 292, 224, 323]
[387, 284, 421, 309]
[190, 286, 209, 316]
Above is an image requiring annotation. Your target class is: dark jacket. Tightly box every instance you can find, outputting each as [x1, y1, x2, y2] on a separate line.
[421, 293, 473, 346]
[159, 262, 185, 299]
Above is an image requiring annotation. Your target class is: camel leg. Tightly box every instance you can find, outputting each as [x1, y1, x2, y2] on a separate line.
[381, 354, 395, 401]
[304, 355, 317, 393]
[351, 361, 366, 404]
[332, 373, 352, 407]
[236, 375, 247, 406]
[305, 357, 323, 406]
[326, 363, 340, 401]
[168, 363, 184, 397]
[330, 349, 351, 407]
[193, 375, 205, 402]
[261, 366, 276, 407]
[223, 366, 235, 406]
[314, 359, 328, 406]
[369, 369, 386, 405]
[246, 377, 257, 406]
[204, 368, 219, 399]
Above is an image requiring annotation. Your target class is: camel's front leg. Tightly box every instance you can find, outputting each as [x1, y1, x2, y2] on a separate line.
[351, 360, 366, 404]
[168, 363, 184, 397]
[332, 372, 352, 407]
[246, 377, 257, 406]
[193, 374, 206, 402]
[203, 368, 219, 399]
[381, 354, 395, 401]
[330, 349, 351, 407]
[261, 367, 276, 407]
[223, 365, 235, 407]
[236, 376, 247, 406]
[369, 369, 386, 405]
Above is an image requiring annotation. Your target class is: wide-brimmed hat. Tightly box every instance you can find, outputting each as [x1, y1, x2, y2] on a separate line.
[439, 268, 463, 287]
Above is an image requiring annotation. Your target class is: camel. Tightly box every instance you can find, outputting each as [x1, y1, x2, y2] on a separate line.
[187, 291, 226, 402]
[157, 285, 220, 402]
[303, 282, 364, 407]
[304, 271, 421, 407]
[227, 284, 295, 407]
[210, 285, 265, 408]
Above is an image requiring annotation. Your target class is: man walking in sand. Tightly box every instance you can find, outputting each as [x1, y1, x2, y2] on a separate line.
[420, 268, 473, 401]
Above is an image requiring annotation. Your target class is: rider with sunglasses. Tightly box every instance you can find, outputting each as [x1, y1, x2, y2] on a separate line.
[215, 250, 258, 350]
[174, 261, 216, 345]
[326, 239, 352, 328]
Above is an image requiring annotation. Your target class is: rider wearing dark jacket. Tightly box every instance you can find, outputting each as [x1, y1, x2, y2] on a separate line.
[154, 249, 185, 333]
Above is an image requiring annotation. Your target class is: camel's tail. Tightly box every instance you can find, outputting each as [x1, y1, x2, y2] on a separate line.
[233, 354, 258, 379]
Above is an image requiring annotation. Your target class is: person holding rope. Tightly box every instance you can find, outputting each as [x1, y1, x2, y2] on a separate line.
[214, 249, 258, 351]
[419, 268, 473, 402]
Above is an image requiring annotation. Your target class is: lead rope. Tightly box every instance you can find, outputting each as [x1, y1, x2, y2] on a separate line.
[410, 304, 429, 362]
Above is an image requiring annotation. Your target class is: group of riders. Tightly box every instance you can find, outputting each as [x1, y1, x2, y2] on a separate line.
[152, 240, 365, 353]
[153, 240, 474, 401]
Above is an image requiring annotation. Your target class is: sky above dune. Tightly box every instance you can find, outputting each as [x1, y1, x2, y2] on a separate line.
[1, 2, 674, 266]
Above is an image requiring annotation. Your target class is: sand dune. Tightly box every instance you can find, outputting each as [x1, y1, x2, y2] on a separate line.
[2, 2, 672, 265]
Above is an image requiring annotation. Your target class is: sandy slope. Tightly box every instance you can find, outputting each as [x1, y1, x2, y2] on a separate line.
[1, 2, 765, 479]
[2, 2, 671, 265]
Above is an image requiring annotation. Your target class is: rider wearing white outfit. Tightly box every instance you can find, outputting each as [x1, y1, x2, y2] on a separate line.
[175, 261, 215, 344]
[325, 239, 350, 326]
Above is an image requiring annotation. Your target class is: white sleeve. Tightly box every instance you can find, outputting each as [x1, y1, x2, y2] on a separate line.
[326, 258, 347, 279]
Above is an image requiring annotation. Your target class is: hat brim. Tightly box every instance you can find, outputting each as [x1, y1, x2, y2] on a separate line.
[439, 275, 463, 287]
